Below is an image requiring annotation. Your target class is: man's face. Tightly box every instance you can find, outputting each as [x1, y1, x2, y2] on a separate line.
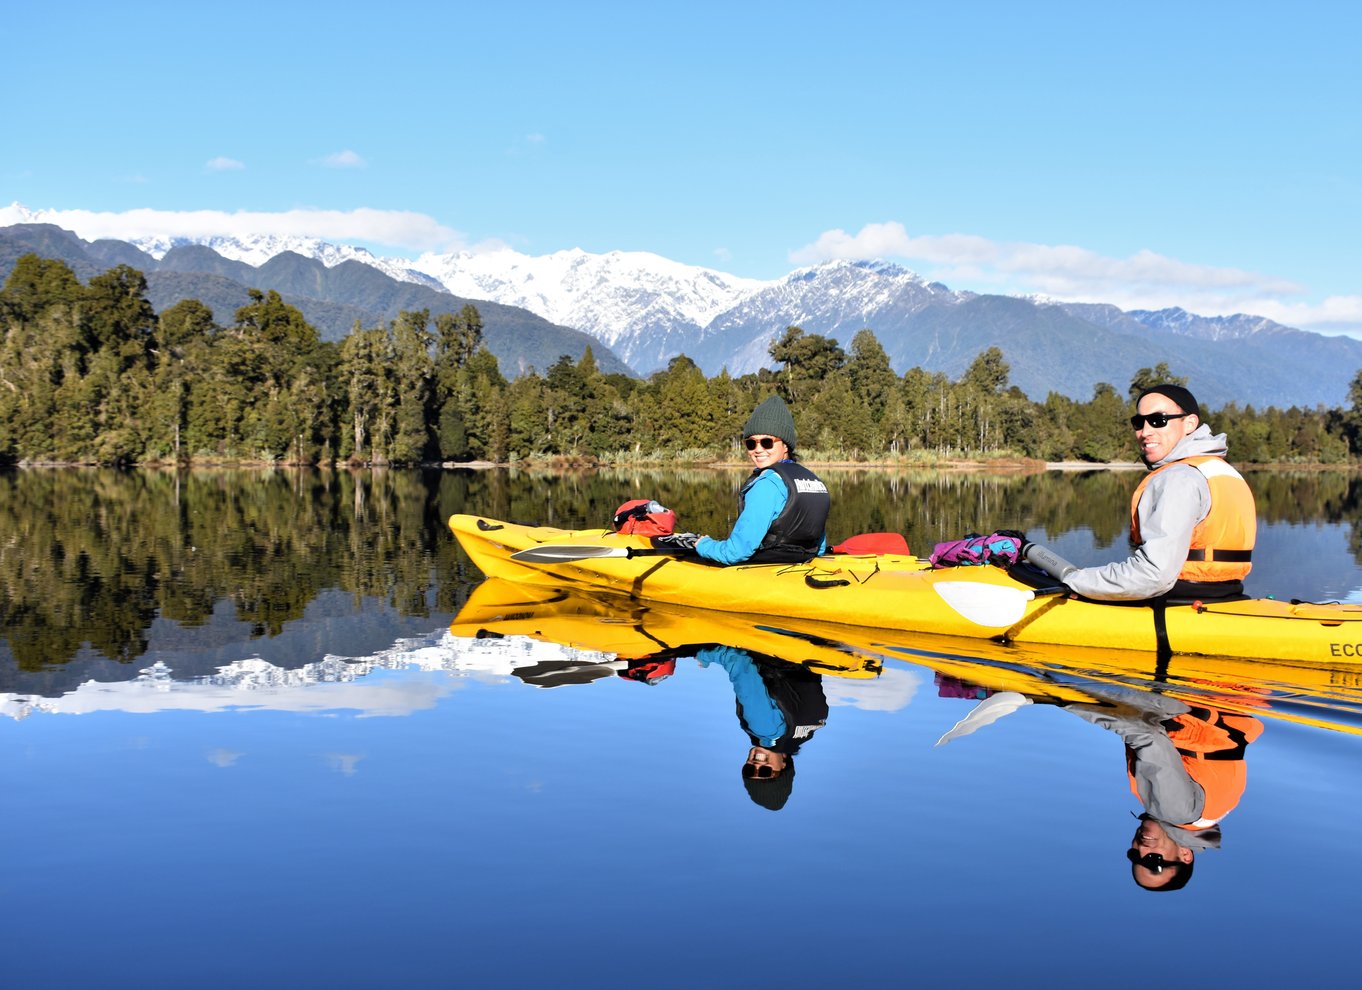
[1133, 393, 1198, 464]
[1128, 817, 1193, 889]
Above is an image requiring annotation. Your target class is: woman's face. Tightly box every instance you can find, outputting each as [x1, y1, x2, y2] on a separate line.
[745, 434, 788, 468]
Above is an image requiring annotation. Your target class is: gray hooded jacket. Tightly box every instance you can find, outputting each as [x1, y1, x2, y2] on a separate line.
[1065, 424, 1232, 601]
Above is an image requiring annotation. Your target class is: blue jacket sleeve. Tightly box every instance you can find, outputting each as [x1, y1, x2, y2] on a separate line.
[695, 645, 786, 745]
[694, 470, 788, 565]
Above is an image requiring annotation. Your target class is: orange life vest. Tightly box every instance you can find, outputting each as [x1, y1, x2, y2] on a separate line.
[1130, 455, 1256, 583]
[1127, 709, 1264, 824]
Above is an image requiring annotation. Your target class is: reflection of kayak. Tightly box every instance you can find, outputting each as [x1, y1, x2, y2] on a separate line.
[449, 513, 1362, 663]
[450, 578, 886, 680]
[806, 625, 1362, 736]
[453, 579, 1362, 735]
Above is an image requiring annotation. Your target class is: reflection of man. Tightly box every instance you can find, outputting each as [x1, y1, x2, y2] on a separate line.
[1063, 686, 1263, 892]
[696, 645, 828, 811]
[936, 675, 1263, 891]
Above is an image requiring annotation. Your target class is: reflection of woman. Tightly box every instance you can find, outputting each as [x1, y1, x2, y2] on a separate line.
[697, 645, 828, 811]
[655, 395, 829, 564]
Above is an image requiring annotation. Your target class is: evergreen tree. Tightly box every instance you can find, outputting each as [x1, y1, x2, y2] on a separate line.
[846, 329, 896, 418]
[1128, 363, 1187, 400]
[653, 356, 714, 450]
[1074, 383, 1133, 462]
[807, 371, 878, 456]
[340, 325, 392, 463]
[769, 325, 846, 405]
[389, 310, 435, 463]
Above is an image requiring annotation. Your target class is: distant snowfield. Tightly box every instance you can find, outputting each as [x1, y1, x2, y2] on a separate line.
[405, 246, 769, 348]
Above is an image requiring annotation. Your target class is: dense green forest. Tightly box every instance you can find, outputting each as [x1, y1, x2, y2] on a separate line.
[4, 253, 1362, 466]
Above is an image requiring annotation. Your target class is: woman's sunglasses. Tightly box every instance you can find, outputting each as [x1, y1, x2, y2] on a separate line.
[742, 761, 779, 779]
[744, 436, 778, 451]
[1129, 412, 1191, 430]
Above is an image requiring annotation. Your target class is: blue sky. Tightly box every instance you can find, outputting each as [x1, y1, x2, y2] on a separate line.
[4, 1, 1360, 333]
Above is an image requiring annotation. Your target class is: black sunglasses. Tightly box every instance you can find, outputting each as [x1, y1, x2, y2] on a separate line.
[1126, 849, 1180, 874]
[1129, 411, 1192, 430]
[742, 761, 779, 779]
[744, 436, 778, 451]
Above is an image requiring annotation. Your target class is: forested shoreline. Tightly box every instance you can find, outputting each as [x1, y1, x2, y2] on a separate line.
[3, 253, 1361, 468]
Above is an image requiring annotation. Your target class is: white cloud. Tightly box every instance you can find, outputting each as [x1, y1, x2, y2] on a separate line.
[789, 220, 1358, 332]
[205, 156, 245, 171]
[6, 205, 468, 253]
[318, 149, 366, 169]
[1241, 294, 1362, 334]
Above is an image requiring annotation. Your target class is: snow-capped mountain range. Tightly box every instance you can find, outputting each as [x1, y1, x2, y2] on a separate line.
[131, 232, 448, 290]
[409, 246, 766, 367]
[123, 232, 961, 376]
[5, 203, 1362, 409]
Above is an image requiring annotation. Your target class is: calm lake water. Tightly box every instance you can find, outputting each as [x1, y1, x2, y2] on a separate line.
[4, 466, 1362, 989]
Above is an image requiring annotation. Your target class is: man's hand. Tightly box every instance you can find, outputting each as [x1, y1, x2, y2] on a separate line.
[650, 533, 701, 552]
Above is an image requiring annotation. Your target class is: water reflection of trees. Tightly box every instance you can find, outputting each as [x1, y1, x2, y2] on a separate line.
[4, 467, 1361, 670]
[1, 469, 481, 670]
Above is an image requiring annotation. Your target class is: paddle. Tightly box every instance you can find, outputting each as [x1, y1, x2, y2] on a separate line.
[510, 544, 688, 563]
[935, 691, 1033, 746]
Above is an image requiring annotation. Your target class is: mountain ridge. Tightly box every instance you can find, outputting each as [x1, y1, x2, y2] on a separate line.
[4, 214, 1361, 410]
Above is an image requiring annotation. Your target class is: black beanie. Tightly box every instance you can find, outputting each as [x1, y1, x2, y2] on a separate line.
[1136, 384, 1200, 418]
[742, 395, 797, 449]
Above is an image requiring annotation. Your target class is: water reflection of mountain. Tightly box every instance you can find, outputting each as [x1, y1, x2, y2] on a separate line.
[1, 623, 612, 720]
[1, 583, 924, 720]
[0, 589, 460, 699]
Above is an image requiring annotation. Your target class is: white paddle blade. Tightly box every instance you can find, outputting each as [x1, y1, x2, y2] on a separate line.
[510, 545, 632, 563]
[935, 692, 1033, 746]
[932, 580, 1035, 627]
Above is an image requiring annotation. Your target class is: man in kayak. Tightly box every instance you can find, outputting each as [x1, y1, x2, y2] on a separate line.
[1059, 384, 1256, 601]
[654, 395, 830, 564]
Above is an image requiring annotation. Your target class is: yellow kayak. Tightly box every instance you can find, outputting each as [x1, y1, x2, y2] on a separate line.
[448, 513, 1362, 664]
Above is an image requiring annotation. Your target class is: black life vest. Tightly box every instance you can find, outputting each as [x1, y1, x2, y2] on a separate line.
[739, 461, 830, 564]
[736, 660, 829, 755]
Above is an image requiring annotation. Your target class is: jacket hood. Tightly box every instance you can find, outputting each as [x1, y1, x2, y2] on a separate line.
[1148, 423, 1228, 469]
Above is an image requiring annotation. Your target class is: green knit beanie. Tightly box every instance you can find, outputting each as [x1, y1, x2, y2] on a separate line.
[742, 758, 795, 811]
[743, 395, 796, 449]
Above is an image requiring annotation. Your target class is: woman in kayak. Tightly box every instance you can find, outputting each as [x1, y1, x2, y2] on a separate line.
[653, 395, 830, 564]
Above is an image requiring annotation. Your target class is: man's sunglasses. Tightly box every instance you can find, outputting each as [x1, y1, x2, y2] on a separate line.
[1129, 412, 1192, 430]
[1126, 849, 1180, 874]
[744, 436, 778, 451]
